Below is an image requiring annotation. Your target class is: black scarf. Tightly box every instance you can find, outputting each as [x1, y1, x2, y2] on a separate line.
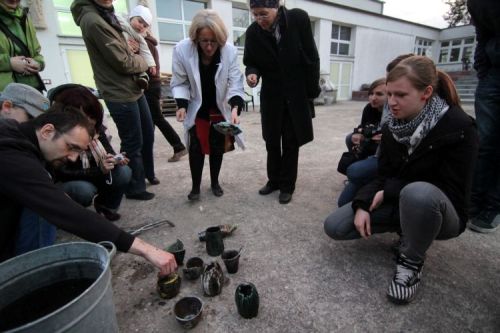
[93, 1, 122, 33]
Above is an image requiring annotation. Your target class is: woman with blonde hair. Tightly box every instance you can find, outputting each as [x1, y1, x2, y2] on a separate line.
[324, 56, 478, 304]
[171, 9, 245, 201]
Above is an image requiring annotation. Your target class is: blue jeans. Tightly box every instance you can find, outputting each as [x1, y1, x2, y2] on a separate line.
[325, 182, 460, 261]
[105, 95, 155, 194]
[471, 69, 500, 215]
[60, 165, 132, 210]
[15, 208, 56, 256]
[338, 156, 378, 207]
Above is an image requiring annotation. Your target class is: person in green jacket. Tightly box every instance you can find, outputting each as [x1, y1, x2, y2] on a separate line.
[0, 0, 45, 92]
[71, 0, 156, 200]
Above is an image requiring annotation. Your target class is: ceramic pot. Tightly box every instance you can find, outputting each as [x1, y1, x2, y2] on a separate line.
[205, 227, 224, 257]
[221, 249, 240, 274]
[201, 261, 224, 297]
[235, 283, 259, 319]
[174, 296, 203, 329]
[166, 239, 186, 266]
[182, 257, 204, 280]
[157, 272, 181, 299]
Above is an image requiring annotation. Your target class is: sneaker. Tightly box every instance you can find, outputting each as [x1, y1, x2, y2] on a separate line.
[168, 149, 188, 162]
[468, 210, 500, 233]
[387, 254, 424, 304]
[126, 191, 155, 201]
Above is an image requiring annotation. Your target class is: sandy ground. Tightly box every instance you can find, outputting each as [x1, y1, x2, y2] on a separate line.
[64, 101, 499, 332]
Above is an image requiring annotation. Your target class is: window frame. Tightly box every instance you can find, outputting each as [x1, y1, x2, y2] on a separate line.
[156, 0, 207, 43]
[438, 37, 475, 64]
[232, 5, 251, 48]
[52, 0, 128, 37]
[414, 38, 433, 57]
[330, 23, 352, 56]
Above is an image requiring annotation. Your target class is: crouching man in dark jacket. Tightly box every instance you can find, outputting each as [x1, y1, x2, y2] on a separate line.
[0, 105, 177, 276]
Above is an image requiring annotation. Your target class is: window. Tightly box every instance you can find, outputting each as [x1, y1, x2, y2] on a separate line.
[438, 37, 475, 63]
[232, 6, 251, 47]
[414, 38, 433, 57]
[52, 0, 128, 36]
[156, 0, 207, 42]
[331, 24, 351, 56]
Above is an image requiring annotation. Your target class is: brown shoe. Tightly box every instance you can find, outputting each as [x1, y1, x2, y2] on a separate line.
[168, 148, 188, 162]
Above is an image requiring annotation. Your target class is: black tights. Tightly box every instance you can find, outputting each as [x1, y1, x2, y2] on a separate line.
[189, 151, 223, 193]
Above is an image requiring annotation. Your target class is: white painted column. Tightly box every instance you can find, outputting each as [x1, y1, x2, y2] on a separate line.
[317, 18, 332, 75]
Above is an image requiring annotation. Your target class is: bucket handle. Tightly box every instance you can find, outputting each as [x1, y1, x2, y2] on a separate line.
[99, 241, 116, 260]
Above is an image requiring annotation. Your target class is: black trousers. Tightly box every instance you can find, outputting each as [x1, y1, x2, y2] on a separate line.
[144, 84, 185, 153]
[265, 111, 299, 194]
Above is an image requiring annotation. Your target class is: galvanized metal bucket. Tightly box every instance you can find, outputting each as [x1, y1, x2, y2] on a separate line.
[0, 241, 118, 332]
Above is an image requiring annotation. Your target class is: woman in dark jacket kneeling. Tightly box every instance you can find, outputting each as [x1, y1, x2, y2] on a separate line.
[324, 56, 478, 304]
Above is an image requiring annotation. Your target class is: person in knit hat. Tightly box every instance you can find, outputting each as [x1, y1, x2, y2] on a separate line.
[244, 0, 320, 204]
[117, 4, 156, 90]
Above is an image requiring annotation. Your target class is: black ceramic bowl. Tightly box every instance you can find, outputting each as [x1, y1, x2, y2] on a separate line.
[157, 273, 181, 299]
[174, 296, 203, 329]
[182, 257, 204, 280]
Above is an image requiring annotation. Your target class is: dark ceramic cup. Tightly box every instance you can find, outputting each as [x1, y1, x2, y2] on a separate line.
[205, 226, 224, 257]
[235, 282, 259, 319]
[182, 257, 204, 280]
[157, 272, 181, 299]
[174, 296, 203, 329]
[166, 239, 186, 266]
[221, 249, 240, 274]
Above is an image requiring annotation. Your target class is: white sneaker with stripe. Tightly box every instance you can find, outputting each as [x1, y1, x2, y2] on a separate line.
[387, 254, 423, 304]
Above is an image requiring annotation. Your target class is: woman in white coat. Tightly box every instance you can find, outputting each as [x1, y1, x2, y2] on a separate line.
[171, 9, 245, 201]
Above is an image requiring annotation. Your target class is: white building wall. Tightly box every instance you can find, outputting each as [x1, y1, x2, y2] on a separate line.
[352, 27, 414, 90]
[31, 0, 475, 101]
[33, 0, 68, 91]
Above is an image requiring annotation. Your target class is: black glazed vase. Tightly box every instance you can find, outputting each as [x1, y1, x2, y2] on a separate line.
[205, 226, 224, 257]
[235, 282, 259, 319]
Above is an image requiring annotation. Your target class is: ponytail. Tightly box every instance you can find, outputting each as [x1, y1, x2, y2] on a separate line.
[436, 70, 461, 107]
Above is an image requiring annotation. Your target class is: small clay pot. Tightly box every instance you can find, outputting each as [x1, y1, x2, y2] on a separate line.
[157, 272, 181, 299]
[205, 226, 224, 257]
[221, 249, 240, 274]
[201, 261, 224, 297]
[182, 257, 204, 280]
[174, 296, 203, 329]
[235, 282, 259, 319]
[166, 239, 186, 266]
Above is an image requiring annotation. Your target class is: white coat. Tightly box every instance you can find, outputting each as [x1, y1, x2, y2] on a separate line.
[171, 38, 245, 149]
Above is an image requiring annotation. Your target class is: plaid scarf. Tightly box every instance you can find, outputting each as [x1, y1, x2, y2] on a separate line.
[388, 95, 449, 155]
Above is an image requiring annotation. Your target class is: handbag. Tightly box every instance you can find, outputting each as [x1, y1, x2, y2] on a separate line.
[337, 151, 361, 175]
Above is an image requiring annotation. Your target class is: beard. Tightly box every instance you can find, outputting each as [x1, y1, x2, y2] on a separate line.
[49, 158, 68, 168]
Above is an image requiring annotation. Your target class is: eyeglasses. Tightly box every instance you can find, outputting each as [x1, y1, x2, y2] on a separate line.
[252, 13, 269, 20]
[58, 132, 87, 154]
[198, 39, 218, 46]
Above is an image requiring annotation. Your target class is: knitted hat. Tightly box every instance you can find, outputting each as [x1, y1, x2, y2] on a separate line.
[0, 83, 49, 118]
[129, 5, 152, 26]
[249, 0, 279, 8]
